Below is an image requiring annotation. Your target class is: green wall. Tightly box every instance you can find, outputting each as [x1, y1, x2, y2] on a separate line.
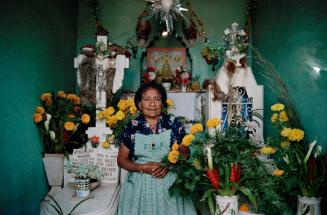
[252, 0, 327, 152]
[77, 0, 248, 90]
[0, 0, 78, 214]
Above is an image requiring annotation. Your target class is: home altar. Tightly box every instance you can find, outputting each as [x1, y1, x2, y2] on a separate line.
[205, 23, 264, 146]
[40, 35, 129, 215]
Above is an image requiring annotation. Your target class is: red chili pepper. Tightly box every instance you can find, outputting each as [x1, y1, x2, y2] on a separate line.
[236, 163, 241, 183]
[230, 163, 237, 183]
[206, 168, 220, 190]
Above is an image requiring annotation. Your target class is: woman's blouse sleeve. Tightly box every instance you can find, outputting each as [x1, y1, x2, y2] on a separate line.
[121, 123, 132, 150]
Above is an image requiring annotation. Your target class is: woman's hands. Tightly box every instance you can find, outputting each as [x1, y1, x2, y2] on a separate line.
[140, 162, 168, 178]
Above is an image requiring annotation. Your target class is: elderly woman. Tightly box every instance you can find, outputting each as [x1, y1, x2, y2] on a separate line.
[117, 82, 197, 215]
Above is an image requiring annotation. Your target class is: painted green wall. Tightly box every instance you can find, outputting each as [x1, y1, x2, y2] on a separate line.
[76, 0, 248, 90]
[0, 0, 78, 214]
[252, 0, 327, 152]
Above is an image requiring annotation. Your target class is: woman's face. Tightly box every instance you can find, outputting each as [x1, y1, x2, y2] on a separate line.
[139, 88, 162, 119]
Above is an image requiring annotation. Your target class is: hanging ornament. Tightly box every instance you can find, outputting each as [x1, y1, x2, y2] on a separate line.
[146, 0, 188, 33]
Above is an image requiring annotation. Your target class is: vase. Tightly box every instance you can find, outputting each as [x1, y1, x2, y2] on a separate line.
[215, 195, 238, 215]
[43, 153, 64, 197]
[162, 82, 171, 91]
[297, 195, 321, 215]
[75, 178, 91, 198]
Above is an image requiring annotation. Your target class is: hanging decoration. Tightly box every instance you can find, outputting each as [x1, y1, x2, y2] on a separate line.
[146, 0, 188, 33]
[88, 0, 109, 36]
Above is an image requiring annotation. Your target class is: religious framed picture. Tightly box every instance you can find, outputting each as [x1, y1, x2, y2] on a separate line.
[144, 48, 188, 85]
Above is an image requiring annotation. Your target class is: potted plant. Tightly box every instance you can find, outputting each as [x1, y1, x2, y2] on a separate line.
[33, 91, 95, 195]
[67, 163, 103, 198]
[264, 103, 327, 214]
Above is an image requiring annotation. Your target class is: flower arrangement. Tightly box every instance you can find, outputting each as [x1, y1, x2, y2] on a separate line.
[263, 103, 326, 199]
[33, 91, 95, 155]
[97, 98, 175, 147]
[67, 163, 103, 180]
[142, 66, 156, 83]
[163, 118, 287, 214]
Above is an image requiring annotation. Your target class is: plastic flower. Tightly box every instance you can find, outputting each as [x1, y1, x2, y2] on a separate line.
[64, 121, 75, 131]
[206, 118, 221, 128]
[190, 123, 203, 134]
[271, 113, 278, 123]
[271, 103, 285, 111]
[102, 141, 110, 149]
[260, 146, 277, 155]
[181, 134, 195, 146]
[115, 111, 125, 120]
[117, 100, 127, 111]
[81, 114, 90, 124]
[166, 98, 174, 107]
[279, 111, 288, 122]
[171, 143, 179, 151]
[288, 128, 304, 142]
[33, 113, 43, 123]
[273, 169, 285, 177]
[35, 106, 45, 114]
[57, 91, 66, 98]
[168, 150, 179, 163]
[281, 128, 292, 138]
[281, 140, 291, 149]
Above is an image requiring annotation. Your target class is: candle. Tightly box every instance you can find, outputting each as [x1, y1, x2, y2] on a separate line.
[206, 145, 213, 171]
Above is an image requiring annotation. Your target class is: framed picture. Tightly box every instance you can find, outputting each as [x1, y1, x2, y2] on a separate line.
[146, 48, 187, 82]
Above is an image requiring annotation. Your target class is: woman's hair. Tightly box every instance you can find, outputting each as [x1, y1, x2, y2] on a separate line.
[134, 81, 167, 111]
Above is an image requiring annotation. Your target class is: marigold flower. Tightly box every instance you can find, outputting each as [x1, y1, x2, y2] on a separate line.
[66, 93, 77, 100]
[168, 150, 179, 163]
[103, 107, 115, 118]
[281, 140, 291, 149]
[190, 123, 203, 134]
[260, 146, 277, 155]
[40, 93, 52, 101]
[107, 116, 118, 127]
[102, 141, 110, 149]
[271, 113, 278, 123]
[288, 128, 304, 142]
[281, 128, 292, 137]
[125, 99, 135, 108]
[273, 169, 284, 177]
[81, 114, 90, 124]
[129, 106, 138, 115]
[206, 118, 221, 128]
[115, 111, 125, 120]
[166, 98, 174, 107]
[72, 96, 81, 105]
[271, 103, 285, 111]
[45, 99, 53, 106]
[35, 106, 45, 114]
[171, 143, 179, 151]
[64, 121, 75, 131]
[279, 111, 288, 122]
[57, 91, 66, 98]
[117, 100, 127, 111]
[181, 134, 195, 146]
[33, 113, 43, 123]
[97, 112, 105, 120]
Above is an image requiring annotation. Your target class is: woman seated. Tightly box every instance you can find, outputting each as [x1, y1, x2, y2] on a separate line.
[117, 81, 197, 215]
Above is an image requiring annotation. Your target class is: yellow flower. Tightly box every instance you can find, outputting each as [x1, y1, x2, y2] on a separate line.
[271, 113, 278, 123]
[40, 93, 52, 101]
[126, 99, 135, 108]
[115, 111, 125, 120]
[103, 107, 115, 118]
[97, 112, 105, 120]
[288, 129, 304, 142]
[190, 123, 203, 134]
[81, 114, 90, 124]
[260, 146, 277, 155]
[129, 106, 138, 115]
[166, 98, 174, 107]
[64, 121, 75, 131]
[168, 150, 179, 163]
[281, 128, 292, 138]
[72, 96, 81, 105]
[66, 93, 77, 100]
[107, 116, 118, 127]
[33, 113, 43, 123]
[206, 118, 221, 128]
[279, 111, 288, 122]
[68, 114, 76, 118]
[181, 134, 195, 146]
[271, 103, 285, 111]
[35, 106, 45, 114]
[273, 169, 285, 177]
[281, 140, 291, 149]
[117, 100, 127, 111]
[171, 143, 179, 151]
[57, 91, 66, 98]
[102, 141, 110, 149]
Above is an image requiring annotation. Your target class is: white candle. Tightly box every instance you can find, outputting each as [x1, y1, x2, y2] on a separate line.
[206, 146, 213, 171]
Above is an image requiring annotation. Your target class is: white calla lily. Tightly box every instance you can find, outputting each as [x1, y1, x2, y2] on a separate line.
[49, 130, 56, 142]
[44, 113, 52, 132]
[303, 140, 317, 164]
